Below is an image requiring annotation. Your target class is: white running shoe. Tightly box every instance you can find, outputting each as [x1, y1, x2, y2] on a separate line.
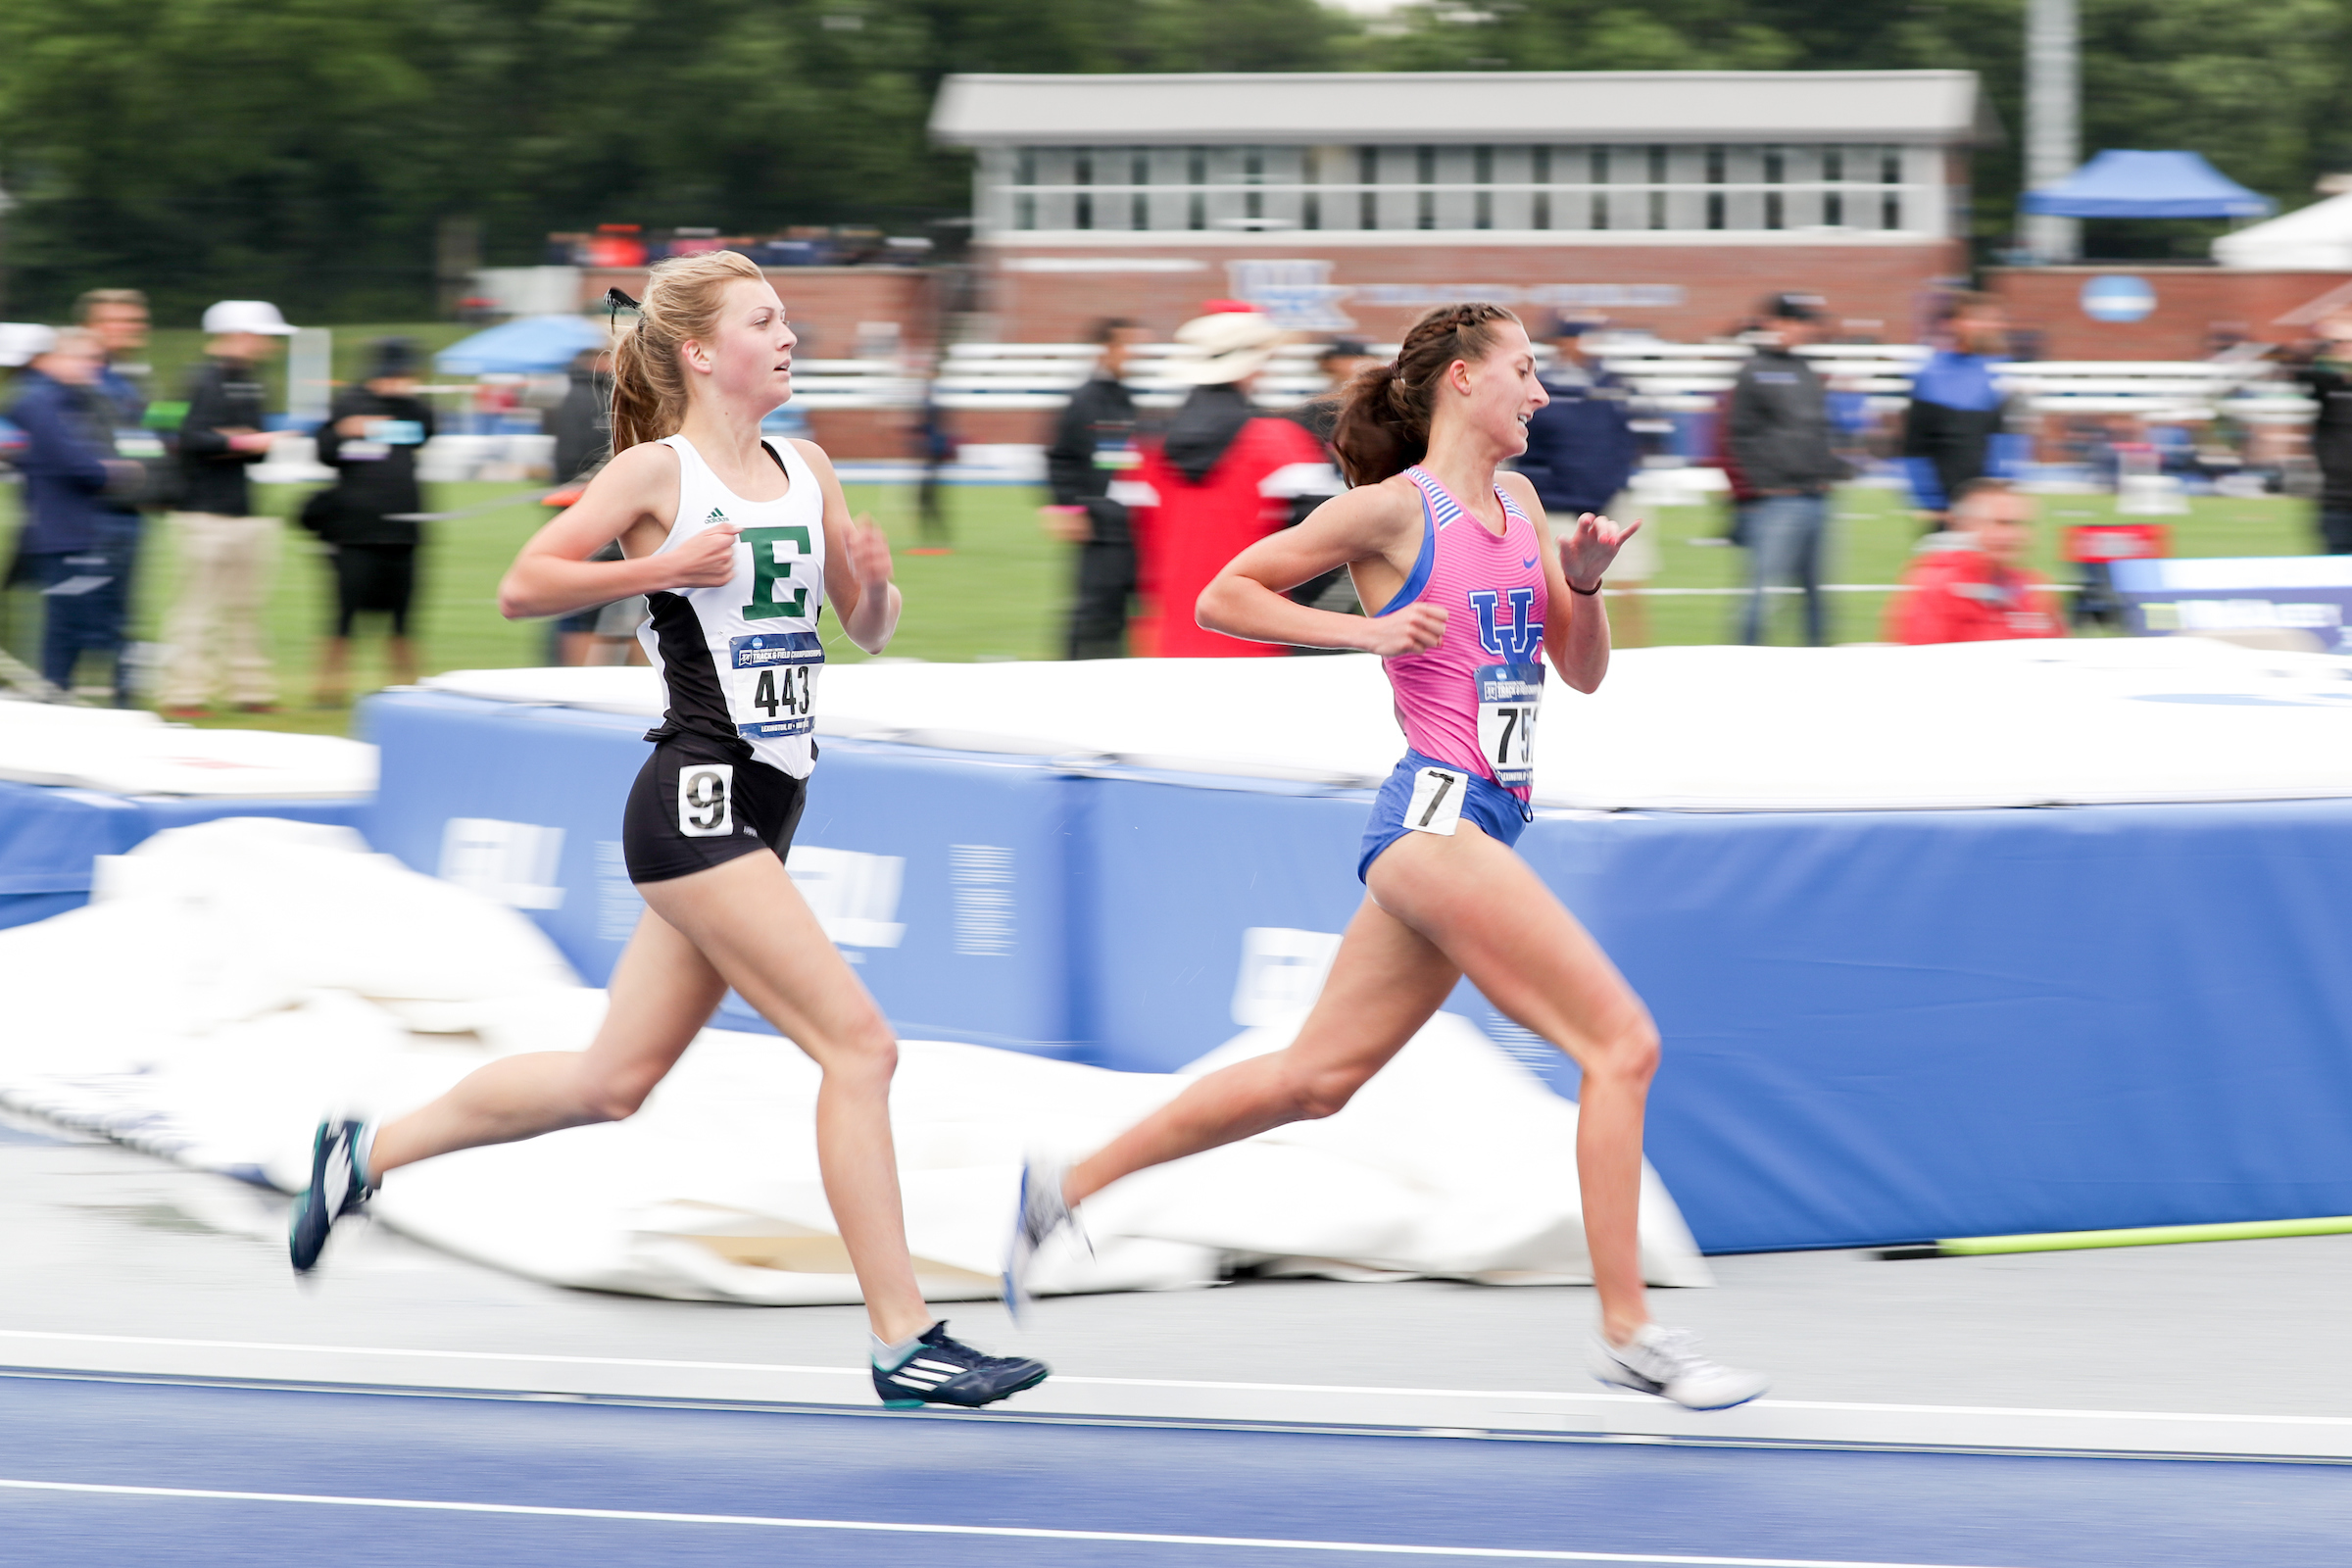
[1002, 1156, 1083, 1324]
[1591, 1325, 1769, 1411]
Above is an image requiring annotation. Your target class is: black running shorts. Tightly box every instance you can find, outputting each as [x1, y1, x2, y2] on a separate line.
[331, 543, 416, 637]
[621, 734, 808, 885]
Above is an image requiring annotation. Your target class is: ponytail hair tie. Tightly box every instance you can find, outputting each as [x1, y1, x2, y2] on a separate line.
[604, 288, 640, 331]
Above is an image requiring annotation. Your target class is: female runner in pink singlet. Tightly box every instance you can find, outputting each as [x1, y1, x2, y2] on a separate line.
[1008, 305, 1764, 1411]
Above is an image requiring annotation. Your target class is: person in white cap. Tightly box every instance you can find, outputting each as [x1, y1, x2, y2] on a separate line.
[159, 300, 297, 715]
[1129, 304, 1337, 657]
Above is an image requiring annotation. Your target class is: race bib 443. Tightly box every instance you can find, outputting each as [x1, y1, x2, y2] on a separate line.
[729, 631, 822, 740]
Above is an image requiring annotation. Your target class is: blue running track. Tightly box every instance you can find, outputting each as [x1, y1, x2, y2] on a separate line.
[0, 1373, 2343, 1566]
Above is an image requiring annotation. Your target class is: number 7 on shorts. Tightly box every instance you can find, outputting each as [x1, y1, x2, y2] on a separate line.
[1405, 766, 1465, 836]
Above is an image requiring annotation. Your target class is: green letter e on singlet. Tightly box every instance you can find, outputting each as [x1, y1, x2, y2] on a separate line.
[741, 525, 812, 620]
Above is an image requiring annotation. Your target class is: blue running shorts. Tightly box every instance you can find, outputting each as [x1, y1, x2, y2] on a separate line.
[1357, 749, 1531, 883]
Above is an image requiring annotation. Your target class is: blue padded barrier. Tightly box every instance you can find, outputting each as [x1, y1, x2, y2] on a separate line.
[360, 692, 1081, 1054]
[0, 778, 366, 930]
[1522, 802, 2352, 1253]
[363, 693, 649, 981]
[1082, 787, 2352, 1253]
[358, 690, 2352, 1253]
[1074, 772, 1371, 1074]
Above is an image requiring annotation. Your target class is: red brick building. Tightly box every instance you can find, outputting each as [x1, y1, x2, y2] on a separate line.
[929, 71, 1991, 345]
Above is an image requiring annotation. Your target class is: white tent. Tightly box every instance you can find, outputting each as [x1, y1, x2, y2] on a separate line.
[2214, 191, 2352, 270]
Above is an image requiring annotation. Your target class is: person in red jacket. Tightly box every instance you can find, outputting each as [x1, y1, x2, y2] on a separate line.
[1130, 308, 1337, 657]
[1887, 477, 2065, 644]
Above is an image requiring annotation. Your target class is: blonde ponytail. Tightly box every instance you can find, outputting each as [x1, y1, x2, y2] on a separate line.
[608, 248, 769, 453]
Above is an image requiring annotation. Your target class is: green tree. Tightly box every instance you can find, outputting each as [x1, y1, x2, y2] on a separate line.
[0, 0, 1353, 320]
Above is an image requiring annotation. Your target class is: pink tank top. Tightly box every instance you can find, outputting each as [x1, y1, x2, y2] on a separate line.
[1377, 466, 1549, 802]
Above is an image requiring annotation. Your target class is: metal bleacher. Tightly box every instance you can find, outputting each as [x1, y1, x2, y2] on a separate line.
[798, 337, 2315, 428]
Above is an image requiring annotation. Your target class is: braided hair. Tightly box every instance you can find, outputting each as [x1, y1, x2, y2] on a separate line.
[1328, 303, 1521, 487]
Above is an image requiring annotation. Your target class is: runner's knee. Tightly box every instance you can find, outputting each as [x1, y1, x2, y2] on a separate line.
[1584, 1016, 1660, 1089]
[1287, 1059, 1373, 1121]
[817, 1016, 900, 1087]
[579, 1060, 667, 1123]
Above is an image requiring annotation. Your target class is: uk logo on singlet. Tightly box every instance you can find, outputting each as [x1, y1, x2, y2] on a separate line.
[1467, 587, 1542, 661]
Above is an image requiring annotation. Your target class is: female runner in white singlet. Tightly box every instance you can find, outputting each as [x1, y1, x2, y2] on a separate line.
[1007, 305, 1763, 1411]
[288, 251, 1047, 1410]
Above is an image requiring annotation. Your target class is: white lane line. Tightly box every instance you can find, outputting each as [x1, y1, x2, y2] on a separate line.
[0, 1328, 862, 1378]
[0, 1329, 2343, 1430]
[0, 1478, 2033, 1567]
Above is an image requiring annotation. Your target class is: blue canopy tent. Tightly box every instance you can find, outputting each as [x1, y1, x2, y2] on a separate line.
[2022, 150, 2276, 220]
[435, 315, 610, 376]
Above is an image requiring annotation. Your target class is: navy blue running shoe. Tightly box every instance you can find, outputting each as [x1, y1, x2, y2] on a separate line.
[872, 1321, 1050, 1409]
[288, 1118, 369, 1274]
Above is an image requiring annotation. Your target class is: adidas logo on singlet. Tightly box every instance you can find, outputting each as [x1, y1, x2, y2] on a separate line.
[706, 507, 728, 524]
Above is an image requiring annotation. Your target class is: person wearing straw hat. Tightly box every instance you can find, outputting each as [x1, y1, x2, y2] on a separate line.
[1129, 306, 1336, 658]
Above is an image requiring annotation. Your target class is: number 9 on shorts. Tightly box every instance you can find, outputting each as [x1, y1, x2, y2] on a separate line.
[678, 762, 734, 837]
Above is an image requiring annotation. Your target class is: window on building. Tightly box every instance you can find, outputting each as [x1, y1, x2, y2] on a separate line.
[986, 137, 1932, 239]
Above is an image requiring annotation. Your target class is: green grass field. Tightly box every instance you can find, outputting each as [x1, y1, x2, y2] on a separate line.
[0, 469, 2320, 740]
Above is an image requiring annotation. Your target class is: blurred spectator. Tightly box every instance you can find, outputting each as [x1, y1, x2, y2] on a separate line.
[2287, 309, 2352, 554]
[1277, 335, 1380, 635]
[545, 346, 645, 666]
[305, 338, 435, 706]
[1886, 479, 2064, 645]
[1901, 293, 2011, 527]
[1043, 317, 1149, 659]
[160, 300, 295, 716]
[551, 345, 614, 488]
[5, 327, 144, 702]
[910, 381, 956, 553]
[1518, 318, 1656, 646]
[1290, 337, 1382, 445]
[1130, 308, 1332, 658]
[1729, 293, 1850, 647]
[74, 288, 151, 425]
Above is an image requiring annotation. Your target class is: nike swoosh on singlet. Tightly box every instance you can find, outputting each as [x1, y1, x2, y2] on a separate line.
[1521, 557, 1539, 569]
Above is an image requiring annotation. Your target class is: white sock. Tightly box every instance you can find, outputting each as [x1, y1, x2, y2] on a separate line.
[351, 1122, 379, 1190]
[870, 1324, 937, 1369]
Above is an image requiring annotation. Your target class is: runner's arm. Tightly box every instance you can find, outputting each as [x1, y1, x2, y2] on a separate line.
[803, 440, 902, 655]
[1197, 481, 1447, 656]
[498, 443, 730, 619]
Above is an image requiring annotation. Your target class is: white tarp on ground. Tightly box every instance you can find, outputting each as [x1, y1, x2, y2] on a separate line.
[0, 818, 1711, 1302]
[0, 700, 376, 797]
[425, 636, 2352, 812]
